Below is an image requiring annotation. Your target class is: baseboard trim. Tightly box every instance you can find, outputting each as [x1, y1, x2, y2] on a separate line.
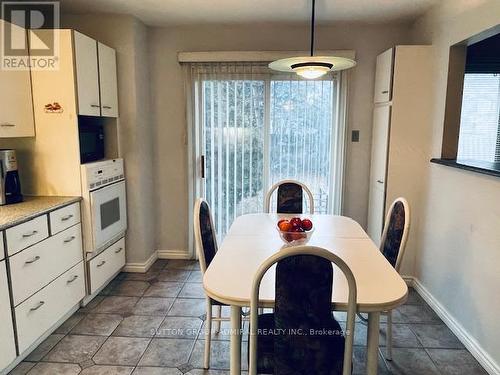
[157, 249, 192, 260]
[412, 278, 499, 375]
[123, 251, 158, 273]
[401, 275, 414, 286]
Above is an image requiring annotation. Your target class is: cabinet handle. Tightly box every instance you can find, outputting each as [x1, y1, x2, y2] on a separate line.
[97, 260, 106, 267]
[103, 105, 112, 109]
[67, 275, 79, 284]
[22, 230, 38, 238]
[30, 301, 45, 311]
[61, 214, 74, 221]
[377, 180, 384, 184]
[381, 90, 389, 94]
[1, 123, 16, 127]
[90, 104, 101, 108]
[115, 247, 123, 254]
[64, 236, 76, 243]
[25, 255, 41, 264]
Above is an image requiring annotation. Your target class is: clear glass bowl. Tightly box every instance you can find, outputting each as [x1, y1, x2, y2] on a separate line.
[276, 226, 315, 246]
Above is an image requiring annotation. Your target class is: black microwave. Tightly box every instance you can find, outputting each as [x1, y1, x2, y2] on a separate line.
[79, 120, 105, 164]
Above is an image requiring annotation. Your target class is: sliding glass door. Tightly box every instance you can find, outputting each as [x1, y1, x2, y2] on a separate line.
[198, 69, 342, 239]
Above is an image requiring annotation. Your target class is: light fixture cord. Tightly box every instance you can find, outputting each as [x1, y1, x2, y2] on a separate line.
[310, 0, 315, 56]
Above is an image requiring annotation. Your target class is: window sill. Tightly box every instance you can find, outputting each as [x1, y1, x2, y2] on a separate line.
[430, 158, 500, 178]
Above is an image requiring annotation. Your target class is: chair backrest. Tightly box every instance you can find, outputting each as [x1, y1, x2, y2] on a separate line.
[249, 246, 357, 375]
[380, 197, 410, 272]
[193, 198, 218, 274]
[264, 179, 315, 214]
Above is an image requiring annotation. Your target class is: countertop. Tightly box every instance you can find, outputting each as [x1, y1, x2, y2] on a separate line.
[0, 196, 82, 231]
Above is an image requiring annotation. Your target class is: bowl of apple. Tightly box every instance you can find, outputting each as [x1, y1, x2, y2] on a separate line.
[276, 217, 314, 246]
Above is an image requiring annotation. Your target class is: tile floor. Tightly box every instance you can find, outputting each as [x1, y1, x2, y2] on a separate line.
[10, 259, 488, 375]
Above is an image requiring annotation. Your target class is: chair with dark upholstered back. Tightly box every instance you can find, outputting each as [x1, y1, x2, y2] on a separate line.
[248, 246, 357, 375]
[264, 179, 315, 214]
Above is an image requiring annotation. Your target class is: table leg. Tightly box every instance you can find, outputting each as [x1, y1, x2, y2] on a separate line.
[366, 311, 381, 375]
[230, 305, 242, 375]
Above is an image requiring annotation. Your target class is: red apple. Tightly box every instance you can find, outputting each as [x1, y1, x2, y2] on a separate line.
[301, 219, 313, 231]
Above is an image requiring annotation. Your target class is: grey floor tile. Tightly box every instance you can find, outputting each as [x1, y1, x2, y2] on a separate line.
[121, 270, 160, 282]
[352, 346, 390, 375]
[132, 297, 175, 316]
[25, 334, 64, 361]
[178, 283, 206, 299]
[165, 260, 197, 271]
[150, 259, 169, 271]
[185, 370, 231, 375]
[144, 282, 183, 298]
[199, 320, 249, 342]
[379, 323, 422, 348]
[427, 348, 488, 375]
[157, 269, 192, 282]
[410, 324, 464, 349]
[138, 338, 194, 367]
[406, 288, 425, 305]
[384, 348, 440, 375]
[79, 365, 134, 375]
[156, 316, 203, 339]
[190, 340, 248, 371]
[54, 312, 86, 334]
[396, 304, 442, 324]
[26, 362, 81, 375]
[43, 335, 106, 363]
[93, 337, 151, 366]
[187, 271, 202, 283]
[113, 315, 164, 337]
[93, 296, 140, 314]
[109, 281, 151, 297]
[168, 298, 206, 317]
[8, 361, 36, 375]
[71, 314, 123, 336]
[80, 296, 106, 313]
[132, 367, 182, 375]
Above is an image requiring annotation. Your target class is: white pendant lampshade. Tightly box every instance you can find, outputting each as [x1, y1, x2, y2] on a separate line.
[269, 0, 356, 78]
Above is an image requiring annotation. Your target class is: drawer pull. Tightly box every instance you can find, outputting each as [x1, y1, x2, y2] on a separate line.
[1, 123, 16, 127]
[376, 179, 384, 184]
[61, 214, 74, 221]
[25, 255, 41, 264]
[90, 104, 101, 108]
[103, 105, 112, 109]
[30, 301, 45, 311]
[64, 236, 76, 243]
[67, 275, 79, 284]
[382, 90, 389, 94]
[97, 260, 106, 267]
[115, 247, 123, 254]
[22, 230, 38, 238]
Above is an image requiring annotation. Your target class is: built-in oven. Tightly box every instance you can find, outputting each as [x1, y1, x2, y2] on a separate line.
[81, 159, 127, 255]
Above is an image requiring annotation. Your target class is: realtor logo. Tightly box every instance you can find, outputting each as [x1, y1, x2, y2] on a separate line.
[1, 1, 60, 70]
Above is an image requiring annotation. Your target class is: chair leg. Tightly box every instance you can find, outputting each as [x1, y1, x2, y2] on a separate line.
[385, 311, 393, 361]
[204, 299, 212, 369]
[215, 305, 222, 334]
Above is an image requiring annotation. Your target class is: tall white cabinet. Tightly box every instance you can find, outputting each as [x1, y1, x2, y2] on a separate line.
[367, 46, 433, 256]
[0, 251, 16, 371]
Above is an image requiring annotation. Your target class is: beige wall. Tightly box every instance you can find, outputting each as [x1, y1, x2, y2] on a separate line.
[148, 22, 413, 254]
[411, 0, 500, 371]
[62, 15, 156, 265]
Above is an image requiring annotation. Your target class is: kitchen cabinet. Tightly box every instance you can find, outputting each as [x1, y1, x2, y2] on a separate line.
[74, 31, 101, 116]
[0, 20, 35, 138]
[0, 260, 17, 371]
[373, 48, 394, 104]
[98, 42, 119, 117]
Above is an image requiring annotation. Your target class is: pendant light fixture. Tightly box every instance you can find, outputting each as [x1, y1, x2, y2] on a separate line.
[269, 0, 356, 79]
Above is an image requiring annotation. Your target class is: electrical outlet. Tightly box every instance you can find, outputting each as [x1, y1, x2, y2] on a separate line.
[352, 130, 360, 142]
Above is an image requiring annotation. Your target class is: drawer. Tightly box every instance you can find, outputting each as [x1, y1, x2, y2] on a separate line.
[89, 237, 125, 294]
[0, 231, 4, 261]
[0, 260, 16, 371]
[6, 215, 49, 256]
[10, 224, 83, 306]
[50, 202, 81, 235]
[15, 261, 85, 353]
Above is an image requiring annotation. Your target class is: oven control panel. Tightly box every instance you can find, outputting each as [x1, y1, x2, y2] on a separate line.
[81, 159, 124, 191]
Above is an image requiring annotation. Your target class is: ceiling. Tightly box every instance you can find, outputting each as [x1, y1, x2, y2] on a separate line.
[60, 0, 438, 27]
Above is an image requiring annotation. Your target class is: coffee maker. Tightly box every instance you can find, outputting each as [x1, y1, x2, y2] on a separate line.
[0, 149, 23, 205]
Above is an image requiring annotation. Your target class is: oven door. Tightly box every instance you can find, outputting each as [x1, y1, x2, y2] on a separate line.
[90, 180, 127, 250]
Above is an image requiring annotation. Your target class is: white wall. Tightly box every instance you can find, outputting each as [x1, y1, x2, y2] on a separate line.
[411, 1, 500, 372]
[148, 22, 413, 255]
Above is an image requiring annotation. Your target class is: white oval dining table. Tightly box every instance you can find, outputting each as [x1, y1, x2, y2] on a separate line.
[203, 213, 408, 375]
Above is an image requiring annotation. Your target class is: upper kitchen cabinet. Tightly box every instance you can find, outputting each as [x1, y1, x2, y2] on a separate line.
[0, 20, 35, 138]
[74, 31, 101, 116]
[98, 42, 119, 117]
[373, 48, 394, 104]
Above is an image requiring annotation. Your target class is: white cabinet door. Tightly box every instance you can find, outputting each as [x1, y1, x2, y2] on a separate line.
[0, 261, 16, 371]
[0, 20, 35, 138]
[367, 105, 391, 244]
[374, 48, 394, 104]
[98, 42, 119, 117]
[74, 31, 100, 116]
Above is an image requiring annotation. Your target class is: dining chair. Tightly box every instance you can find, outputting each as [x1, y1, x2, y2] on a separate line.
[248, 246, 357, 375]
[264, 179, 315, 214]
[193, 198, 229, 369]
[359, 197, 410, 360]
